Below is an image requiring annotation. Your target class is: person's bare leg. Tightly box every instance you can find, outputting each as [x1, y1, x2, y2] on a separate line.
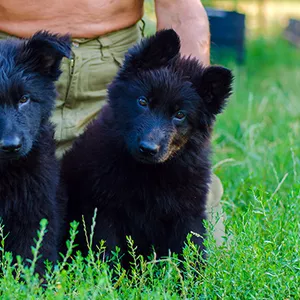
[206, 174, 227, 246]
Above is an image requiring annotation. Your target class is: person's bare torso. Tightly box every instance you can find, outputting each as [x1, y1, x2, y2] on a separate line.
[0, 0, 143, 38]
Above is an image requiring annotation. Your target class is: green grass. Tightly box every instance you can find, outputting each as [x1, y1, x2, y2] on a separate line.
[0, 36, 299, 299]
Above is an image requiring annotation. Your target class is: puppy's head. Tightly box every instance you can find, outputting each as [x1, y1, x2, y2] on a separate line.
[109, 29, 233, 164]
[0, 31, 71, 160]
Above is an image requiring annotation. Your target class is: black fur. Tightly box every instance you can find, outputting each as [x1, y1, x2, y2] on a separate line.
[61, 29, 233, 266]
[0, 31, 71, 275]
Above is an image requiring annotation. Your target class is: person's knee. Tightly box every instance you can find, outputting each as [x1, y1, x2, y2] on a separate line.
[206, 174, 227, 246]
[207, 173, 224, 209]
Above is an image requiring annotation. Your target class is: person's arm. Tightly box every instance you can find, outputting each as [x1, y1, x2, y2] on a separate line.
[154, 0, 210, 65]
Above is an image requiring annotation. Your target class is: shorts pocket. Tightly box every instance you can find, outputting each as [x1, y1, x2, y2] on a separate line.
[111, 52, 124, 68]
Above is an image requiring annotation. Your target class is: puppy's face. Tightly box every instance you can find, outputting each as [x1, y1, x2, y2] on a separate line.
[109, 29, 233, 164]
[110, 70, 202, 163]
[0, 31, 70, 160]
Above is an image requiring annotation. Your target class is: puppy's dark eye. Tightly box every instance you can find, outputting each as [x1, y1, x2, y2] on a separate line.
[174, 110, 186, 120]
[137, 96, 148, 107]
[19, 95, 30, 105]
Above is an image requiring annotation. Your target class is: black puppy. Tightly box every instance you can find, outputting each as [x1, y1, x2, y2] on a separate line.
[61, 29, 233, 266]
[0, 32, 70, 274]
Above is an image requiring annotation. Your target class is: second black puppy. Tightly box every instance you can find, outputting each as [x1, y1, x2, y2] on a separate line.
[62, 29, 233, 265]
[0, 32, 70, 274]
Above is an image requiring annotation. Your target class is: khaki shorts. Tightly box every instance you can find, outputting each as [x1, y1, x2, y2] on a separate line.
[0, 23, 226, 245]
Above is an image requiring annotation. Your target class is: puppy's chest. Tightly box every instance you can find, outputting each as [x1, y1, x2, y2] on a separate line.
[96, 160, 207, 222]
[110, 178, 200, 216]
[0, 167, 57, 218]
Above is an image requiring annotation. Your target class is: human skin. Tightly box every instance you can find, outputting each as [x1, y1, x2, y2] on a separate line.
[0, 0, 209, 63]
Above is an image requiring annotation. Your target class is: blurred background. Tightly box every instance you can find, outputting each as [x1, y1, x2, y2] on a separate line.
[144, 0, 300, 65]
[145, 0, 300, 35]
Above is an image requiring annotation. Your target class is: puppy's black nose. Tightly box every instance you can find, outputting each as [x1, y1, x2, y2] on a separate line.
[0, 136, 22, 153]
[139, 141, 160, 156]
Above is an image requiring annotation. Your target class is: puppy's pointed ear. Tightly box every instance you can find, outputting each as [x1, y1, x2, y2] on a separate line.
[197, 66, 233, 115]
[17, 31, 71, 80]
[120, 29, 180, 76]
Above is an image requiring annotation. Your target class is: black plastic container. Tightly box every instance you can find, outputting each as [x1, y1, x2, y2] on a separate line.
[284, 18, 300, 47]
[205, 7, 246, 64]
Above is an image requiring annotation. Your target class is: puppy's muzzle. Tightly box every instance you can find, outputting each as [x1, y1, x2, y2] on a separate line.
[139, 141, 160, 157]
